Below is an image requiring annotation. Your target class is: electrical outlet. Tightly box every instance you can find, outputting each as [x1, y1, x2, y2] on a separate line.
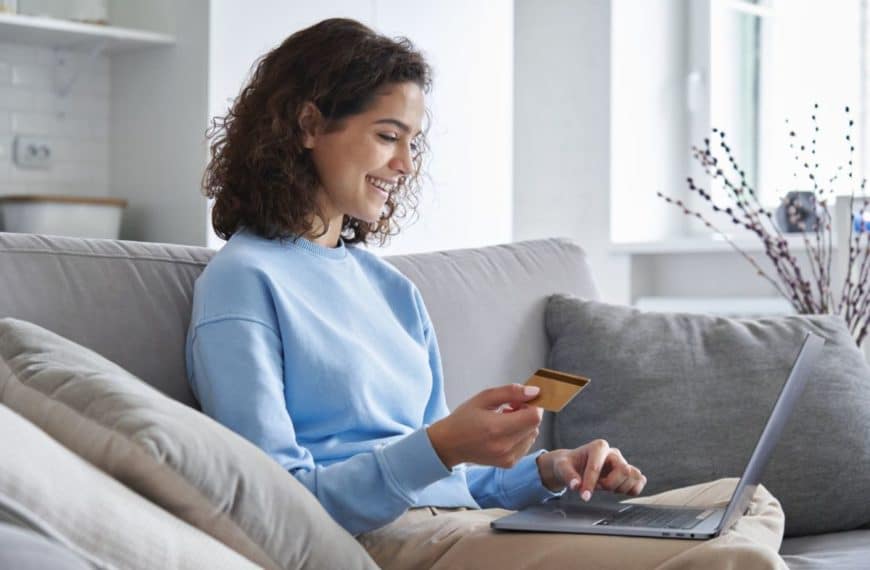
[13, 135, 53, 170]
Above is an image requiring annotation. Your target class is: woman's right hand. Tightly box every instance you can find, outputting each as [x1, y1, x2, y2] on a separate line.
[426, 384, 543, 469]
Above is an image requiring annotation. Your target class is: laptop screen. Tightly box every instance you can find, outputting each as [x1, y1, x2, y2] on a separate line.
[717, 332, 825, 533]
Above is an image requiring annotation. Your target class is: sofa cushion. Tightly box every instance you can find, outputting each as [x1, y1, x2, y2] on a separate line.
[0, 523, 91, 570]
[0, 318, 377, 570]
[781, 529, 870, 569]
[546, 295, 870, 537]
[0, 403, 259, 570]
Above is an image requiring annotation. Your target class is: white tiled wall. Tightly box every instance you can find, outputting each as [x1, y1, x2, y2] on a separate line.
[0, 41, 109, 198]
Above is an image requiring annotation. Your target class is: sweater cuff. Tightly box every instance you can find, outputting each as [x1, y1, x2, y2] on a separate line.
[502, 450, 565, 506]
[375, 428, 452, 500]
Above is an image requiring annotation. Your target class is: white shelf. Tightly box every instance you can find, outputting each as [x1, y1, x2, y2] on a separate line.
[610, 234, 837, 255]
[0, 12, 174, 52]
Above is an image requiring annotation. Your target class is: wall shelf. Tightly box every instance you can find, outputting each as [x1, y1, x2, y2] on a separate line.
[0, 12, 174, 52]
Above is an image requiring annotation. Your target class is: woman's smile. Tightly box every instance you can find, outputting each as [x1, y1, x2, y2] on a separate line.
[365, 174, 397, 199]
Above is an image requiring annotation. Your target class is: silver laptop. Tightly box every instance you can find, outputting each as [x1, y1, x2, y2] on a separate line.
[491, 332, 824, 540]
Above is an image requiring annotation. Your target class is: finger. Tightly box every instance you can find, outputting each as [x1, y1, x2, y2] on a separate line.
[501, 403, 542, 418]
[627, 475, 647, 496]
[615, 466, 642, 494]
[580, 439, 610, 501]
[553, 454, 583, 492]
[476, 383, 540, 410]
[494, 404, 542, 435]
[500, 426, 539, 467]
[597, 451, 631, 491]
[600, 466, 629, 493]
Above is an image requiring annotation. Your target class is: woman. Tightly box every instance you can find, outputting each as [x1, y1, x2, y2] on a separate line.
[187, 18, 785, 568]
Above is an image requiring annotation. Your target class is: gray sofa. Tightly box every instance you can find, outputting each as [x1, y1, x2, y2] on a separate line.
[0, 231, 867, 568]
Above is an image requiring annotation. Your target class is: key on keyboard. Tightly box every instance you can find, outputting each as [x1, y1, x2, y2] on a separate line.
[604, 506, 706, 529]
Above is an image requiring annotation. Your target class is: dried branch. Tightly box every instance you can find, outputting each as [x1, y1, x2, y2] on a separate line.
[658, 105, 869, 346]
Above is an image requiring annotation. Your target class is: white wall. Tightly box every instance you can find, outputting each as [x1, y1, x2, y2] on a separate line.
[0, 42, 109, 200]
[374, 0, 514, 256]
[110, 0, 210, 245]
[513, 0, 630, 304]
[610, 0, 689, 245]
[207, 1, 370, 127]
[207, 0, 514, 256]
[632, 251, 805, 299]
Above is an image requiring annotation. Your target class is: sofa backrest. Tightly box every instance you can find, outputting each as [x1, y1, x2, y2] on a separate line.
[0, 233, 211, 405]
[384, 240, 599, 409]
[0, 233, 598, 446]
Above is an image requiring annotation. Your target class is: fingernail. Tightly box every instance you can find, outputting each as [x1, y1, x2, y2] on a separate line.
[523, 385, 540, 397]
[581, 490, 591, 502]
[569, 478, 580, 491]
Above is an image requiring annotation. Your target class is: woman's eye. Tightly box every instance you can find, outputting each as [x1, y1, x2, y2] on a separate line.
[378, 133, 399, 143]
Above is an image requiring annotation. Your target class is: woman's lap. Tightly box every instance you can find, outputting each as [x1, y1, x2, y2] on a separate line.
[357, 478, 787, 570]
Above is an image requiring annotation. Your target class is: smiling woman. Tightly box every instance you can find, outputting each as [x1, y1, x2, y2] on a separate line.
[202, 18, 431, 247]
[188, 17, 785, 570]
[296, 82, 425, 247]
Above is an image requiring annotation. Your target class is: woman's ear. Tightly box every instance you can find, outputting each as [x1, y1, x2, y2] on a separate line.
[298, 102, 323, 149]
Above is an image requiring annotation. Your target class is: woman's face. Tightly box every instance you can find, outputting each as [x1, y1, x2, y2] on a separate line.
[307, 81, 425, 228]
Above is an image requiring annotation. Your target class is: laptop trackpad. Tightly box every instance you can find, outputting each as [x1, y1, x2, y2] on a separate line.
[530, 500, 627, 524]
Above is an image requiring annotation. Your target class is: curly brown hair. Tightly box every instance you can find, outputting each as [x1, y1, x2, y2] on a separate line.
[203, 18, 432, 246]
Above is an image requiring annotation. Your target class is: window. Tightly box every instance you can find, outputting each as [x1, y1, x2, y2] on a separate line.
[690, 0, 862, 211]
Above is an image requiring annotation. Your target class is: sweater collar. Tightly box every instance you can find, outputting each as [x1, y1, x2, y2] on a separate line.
[284, 233, 348, 260]
[235, 228, 349, 260]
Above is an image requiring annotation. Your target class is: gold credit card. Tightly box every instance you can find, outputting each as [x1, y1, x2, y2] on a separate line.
[524, 368, 590, 412]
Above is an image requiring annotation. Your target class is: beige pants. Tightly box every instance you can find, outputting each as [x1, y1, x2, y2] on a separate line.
[357, 478, 786, 570]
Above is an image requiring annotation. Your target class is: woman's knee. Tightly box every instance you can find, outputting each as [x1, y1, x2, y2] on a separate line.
[719, 543, 787, 570]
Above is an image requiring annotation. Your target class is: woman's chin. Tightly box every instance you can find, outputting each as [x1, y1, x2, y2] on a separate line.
[349, 201, 387, 224]
[355, 211, 382, 225]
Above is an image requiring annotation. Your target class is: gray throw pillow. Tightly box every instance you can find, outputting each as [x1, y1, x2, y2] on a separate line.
[0, 318, 377, 570]
[546, 295, 870, 537]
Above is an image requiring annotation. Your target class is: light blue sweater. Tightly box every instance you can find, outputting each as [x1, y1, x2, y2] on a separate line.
[185, 229, 560, 535]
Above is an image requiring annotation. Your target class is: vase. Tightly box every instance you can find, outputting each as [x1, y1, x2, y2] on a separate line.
[775, 191, 818, 233]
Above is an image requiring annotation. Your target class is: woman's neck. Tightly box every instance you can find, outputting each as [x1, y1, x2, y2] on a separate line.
[304, 215, 343, 248]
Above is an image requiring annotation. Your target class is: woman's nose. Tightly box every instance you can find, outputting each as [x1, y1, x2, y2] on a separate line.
[389, 145, 413, 175]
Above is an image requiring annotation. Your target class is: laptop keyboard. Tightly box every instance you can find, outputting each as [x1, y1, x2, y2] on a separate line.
[596, 506, 708, 529]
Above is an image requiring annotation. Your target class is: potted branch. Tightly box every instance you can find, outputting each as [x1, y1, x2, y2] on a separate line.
[658, 105, 870, 346]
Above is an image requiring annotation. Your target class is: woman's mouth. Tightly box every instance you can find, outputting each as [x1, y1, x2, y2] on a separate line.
[366, 175, 396, 198]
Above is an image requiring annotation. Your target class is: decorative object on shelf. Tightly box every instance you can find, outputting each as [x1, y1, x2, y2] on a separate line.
[657, 104, 870, 346]
[16, 0, 106, 25]
[70, 0, 107, 26]
[774, 190, 818, 233]
[0, 194, 126, 240]
[16, 0, 63, 19]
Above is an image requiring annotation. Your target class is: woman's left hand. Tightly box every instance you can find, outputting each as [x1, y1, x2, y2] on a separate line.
[536, 439, 646, 501]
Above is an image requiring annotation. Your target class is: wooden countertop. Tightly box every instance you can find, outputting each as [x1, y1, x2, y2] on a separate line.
[0, 194, 127, 207]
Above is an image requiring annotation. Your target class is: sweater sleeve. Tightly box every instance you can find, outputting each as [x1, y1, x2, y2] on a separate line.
[415, 296, 565, 510]
[465, 453, 564, 509]
[186, 316, 453, 536]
